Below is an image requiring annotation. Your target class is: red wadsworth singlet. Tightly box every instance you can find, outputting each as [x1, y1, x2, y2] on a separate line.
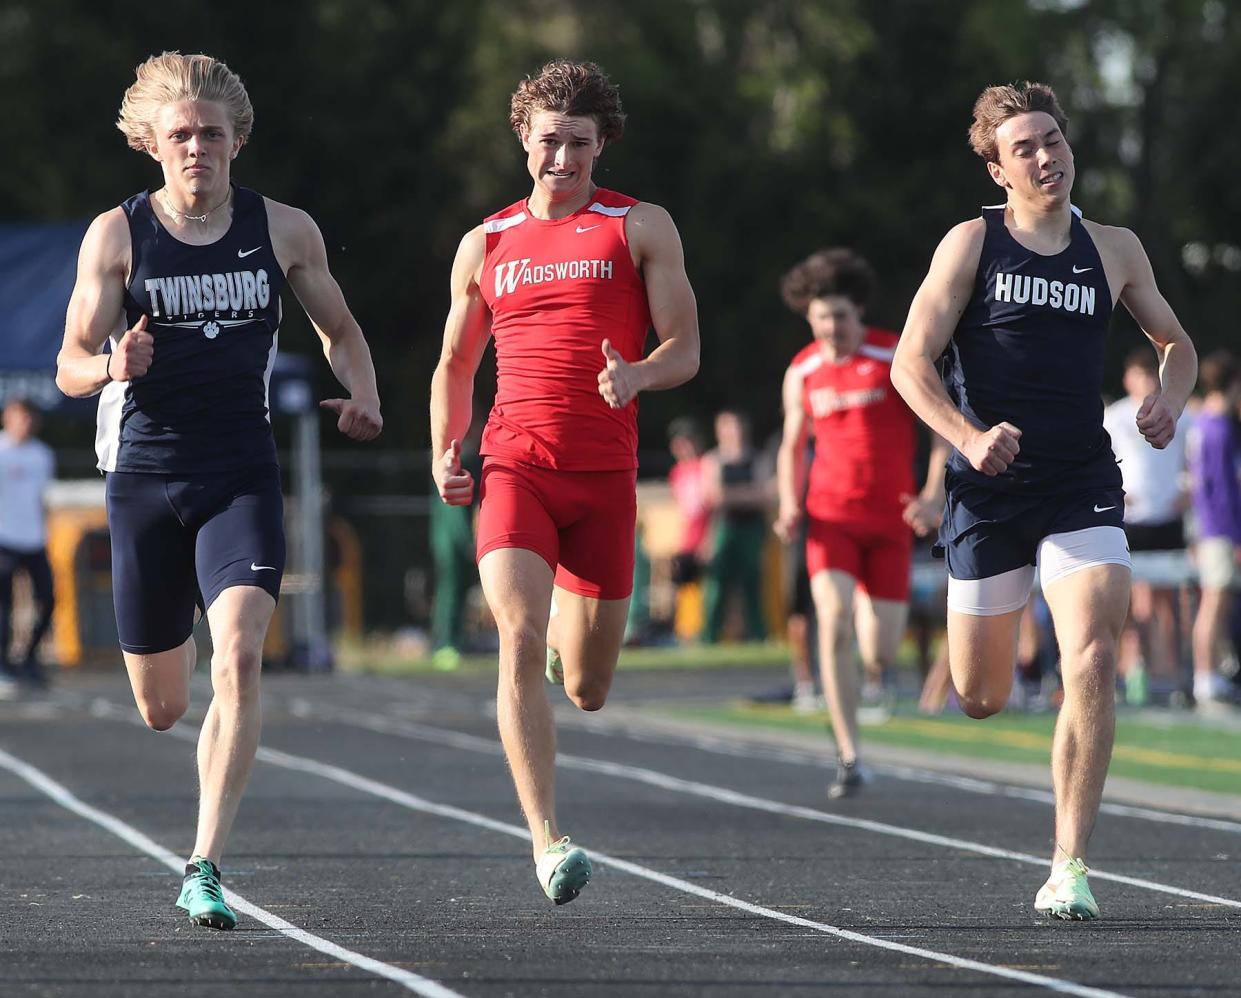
[789, 328, 916, 529]
[479, 188, 651, 470]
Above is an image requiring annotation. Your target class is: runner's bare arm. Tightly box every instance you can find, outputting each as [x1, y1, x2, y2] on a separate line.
[774, 365, 810, 542]
[602, 203, 698, 406]
[901, 433, 952, 536]
[1108, 227, 1197, 448]
[430, 226, 492, 504]
[923, 433, 952, 502]
[57, 209, 139, 397]
[269, 201, 382, 441]
[892, 220, 1020, 477]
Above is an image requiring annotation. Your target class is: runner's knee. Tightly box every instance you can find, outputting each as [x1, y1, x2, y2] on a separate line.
[1060, 635, 1117, 690]
[137, 693, 187, 731]
[565, 675, 610, 712]
[953, 673, 1010, 718]
[211, 638, 264, 694]
[495, 617, 548, 679]
[958, 694, 1003, 720]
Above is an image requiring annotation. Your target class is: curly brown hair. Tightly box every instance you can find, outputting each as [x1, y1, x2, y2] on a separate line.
[509, 60, 626, 142]
[968, 82, 1068, 163]
[780, 248, 876, 315]
[116, 51, 253, 152]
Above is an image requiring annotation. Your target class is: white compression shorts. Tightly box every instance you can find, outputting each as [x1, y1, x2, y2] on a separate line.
[946, 525, 1131, 617]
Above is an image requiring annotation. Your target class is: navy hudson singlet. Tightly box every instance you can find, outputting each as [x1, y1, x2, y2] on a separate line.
[942, 205, 1120, 495]
[95, 185, 285, 474]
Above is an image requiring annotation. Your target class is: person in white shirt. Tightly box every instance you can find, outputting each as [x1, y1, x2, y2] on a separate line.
[1102, 348, 1190, 702]
[0, 398, 56, 688]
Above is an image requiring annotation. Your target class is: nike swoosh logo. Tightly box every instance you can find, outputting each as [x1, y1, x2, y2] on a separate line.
[250, 563, 278, 572]
[238, 247, 262, 258]
[575, 225, 600, 234]
[1072, 265, 1092, 274]
[1093, 505, 1116, 513]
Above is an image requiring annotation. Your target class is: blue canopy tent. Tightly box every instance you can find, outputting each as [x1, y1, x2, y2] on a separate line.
[0, 222, 330, 668]
[0, 222, 90, 412]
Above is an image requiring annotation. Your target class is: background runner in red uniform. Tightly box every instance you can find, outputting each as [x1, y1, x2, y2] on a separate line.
[430, 61, 699, 905]
[774, 248, 948, 799]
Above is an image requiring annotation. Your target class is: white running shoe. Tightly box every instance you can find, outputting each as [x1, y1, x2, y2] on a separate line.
[1034, 855, 1099, 920]
[535, 820, 591, 905]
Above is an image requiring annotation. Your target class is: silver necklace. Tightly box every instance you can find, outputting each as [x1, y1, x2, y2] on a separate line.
[160, 188, 232, 223]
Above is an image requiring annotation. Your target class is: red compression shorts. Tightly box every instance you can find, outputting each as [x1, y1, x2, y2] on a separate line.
[476, 458, 637, 600]
[805, 515, 913, 602]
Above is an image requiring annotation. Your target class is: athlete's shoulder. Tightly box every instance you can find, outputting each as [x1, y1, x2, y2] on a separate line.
[1080, 217, 1142, 254]
[483, 198, 528, 229]
[455, 224, 487, 265]
[81, 205, 131, 270]
[924, 217, 987, 282]
[788, 341, 823, 377]
[261, 195, 315, 236]
[589, 188, 640, 210]
[621, 199, 681, 259]
[945, 215, 988, 250]
[623, 199, 672, 226]
[90, 203, 130, 235]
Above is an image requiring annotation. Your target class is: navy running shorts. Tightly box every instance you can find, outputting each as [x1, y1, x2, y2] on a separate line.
[936, 477, 1125, 582]
[106, 463, 285, 654]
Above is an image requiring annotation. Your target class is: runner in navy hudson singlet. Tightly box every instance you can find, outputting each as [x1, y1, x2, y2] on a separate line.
[891, 82, 1197, 921]
[56, 52, 383, 930]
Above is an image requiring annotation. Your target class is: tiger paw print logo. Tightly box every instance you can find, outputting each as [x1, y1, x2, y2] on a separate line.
[202, 320, 221, 340]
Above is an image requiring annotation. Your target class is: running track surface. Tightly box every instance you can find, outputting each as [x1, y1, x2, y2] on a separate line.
[1, 666, 1237, 997]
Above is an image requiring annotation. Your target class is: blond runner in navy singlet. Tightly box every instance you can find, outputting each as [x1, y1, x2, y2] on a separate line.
[57, 52, 382, 930]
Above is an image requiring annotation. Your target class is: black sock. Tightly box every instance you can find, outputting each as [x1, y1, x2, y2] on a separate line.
[185, 859, 220, 879]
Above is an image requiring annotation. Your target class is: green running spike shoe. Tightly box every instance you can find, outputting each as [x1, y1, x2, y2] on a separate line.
[536, 821, 591, 905]
[176, 858, 237, 930]
[545, 646, 564, 685]
[1034, 856, 1099, 920]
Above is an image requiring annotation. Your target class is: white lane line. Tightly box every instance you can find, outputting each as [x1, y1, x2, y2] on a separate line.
[291, 701, 1241, 912]
[557, 712, 1241, 836]
[367, 681, 1241, 836]
[0, 744, 466, 998]
[91, 703, 1123, 998]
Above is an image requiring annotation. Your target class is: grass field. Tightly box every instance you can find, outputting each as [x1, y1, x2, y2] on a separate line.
[342, 638, 1241, 797]
[339, 638, 794, 674]
[663, 701, 1241, 798]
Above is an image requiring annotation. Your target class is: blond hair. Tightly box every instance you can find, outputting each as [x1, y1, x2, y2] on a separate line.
[116, 51, 254, 152]
[509, 60, 625, 142]
[968, 82, 1067, 163]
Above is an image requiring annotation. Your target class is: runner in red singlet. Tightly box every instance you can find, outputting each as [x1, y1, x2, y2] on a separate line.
[774, 249, 948, 799]
[429, 61, 699, 905]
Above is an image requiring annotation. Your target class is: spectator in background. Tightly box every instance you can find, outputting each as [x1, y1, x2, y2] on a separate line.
[1186, 350, 1241, 708]
[0, 397, 56, 689]
[667, 417, 711, 596]
[702, 410, 769, 643]
[783, 518, 820, 713]
[1103, 347, 1190, 705]
[429, 419, 482, 670]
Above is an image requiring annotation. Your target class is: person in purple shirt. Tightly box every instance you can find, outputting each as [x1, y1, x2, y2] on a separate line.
[1187, 350, 1241, 707]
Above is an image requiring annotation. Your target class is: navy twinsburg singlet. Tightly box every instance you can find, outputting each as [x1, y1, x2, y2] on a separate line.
[96, 184, 286, 474]
[942, 205, 1121, 495]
